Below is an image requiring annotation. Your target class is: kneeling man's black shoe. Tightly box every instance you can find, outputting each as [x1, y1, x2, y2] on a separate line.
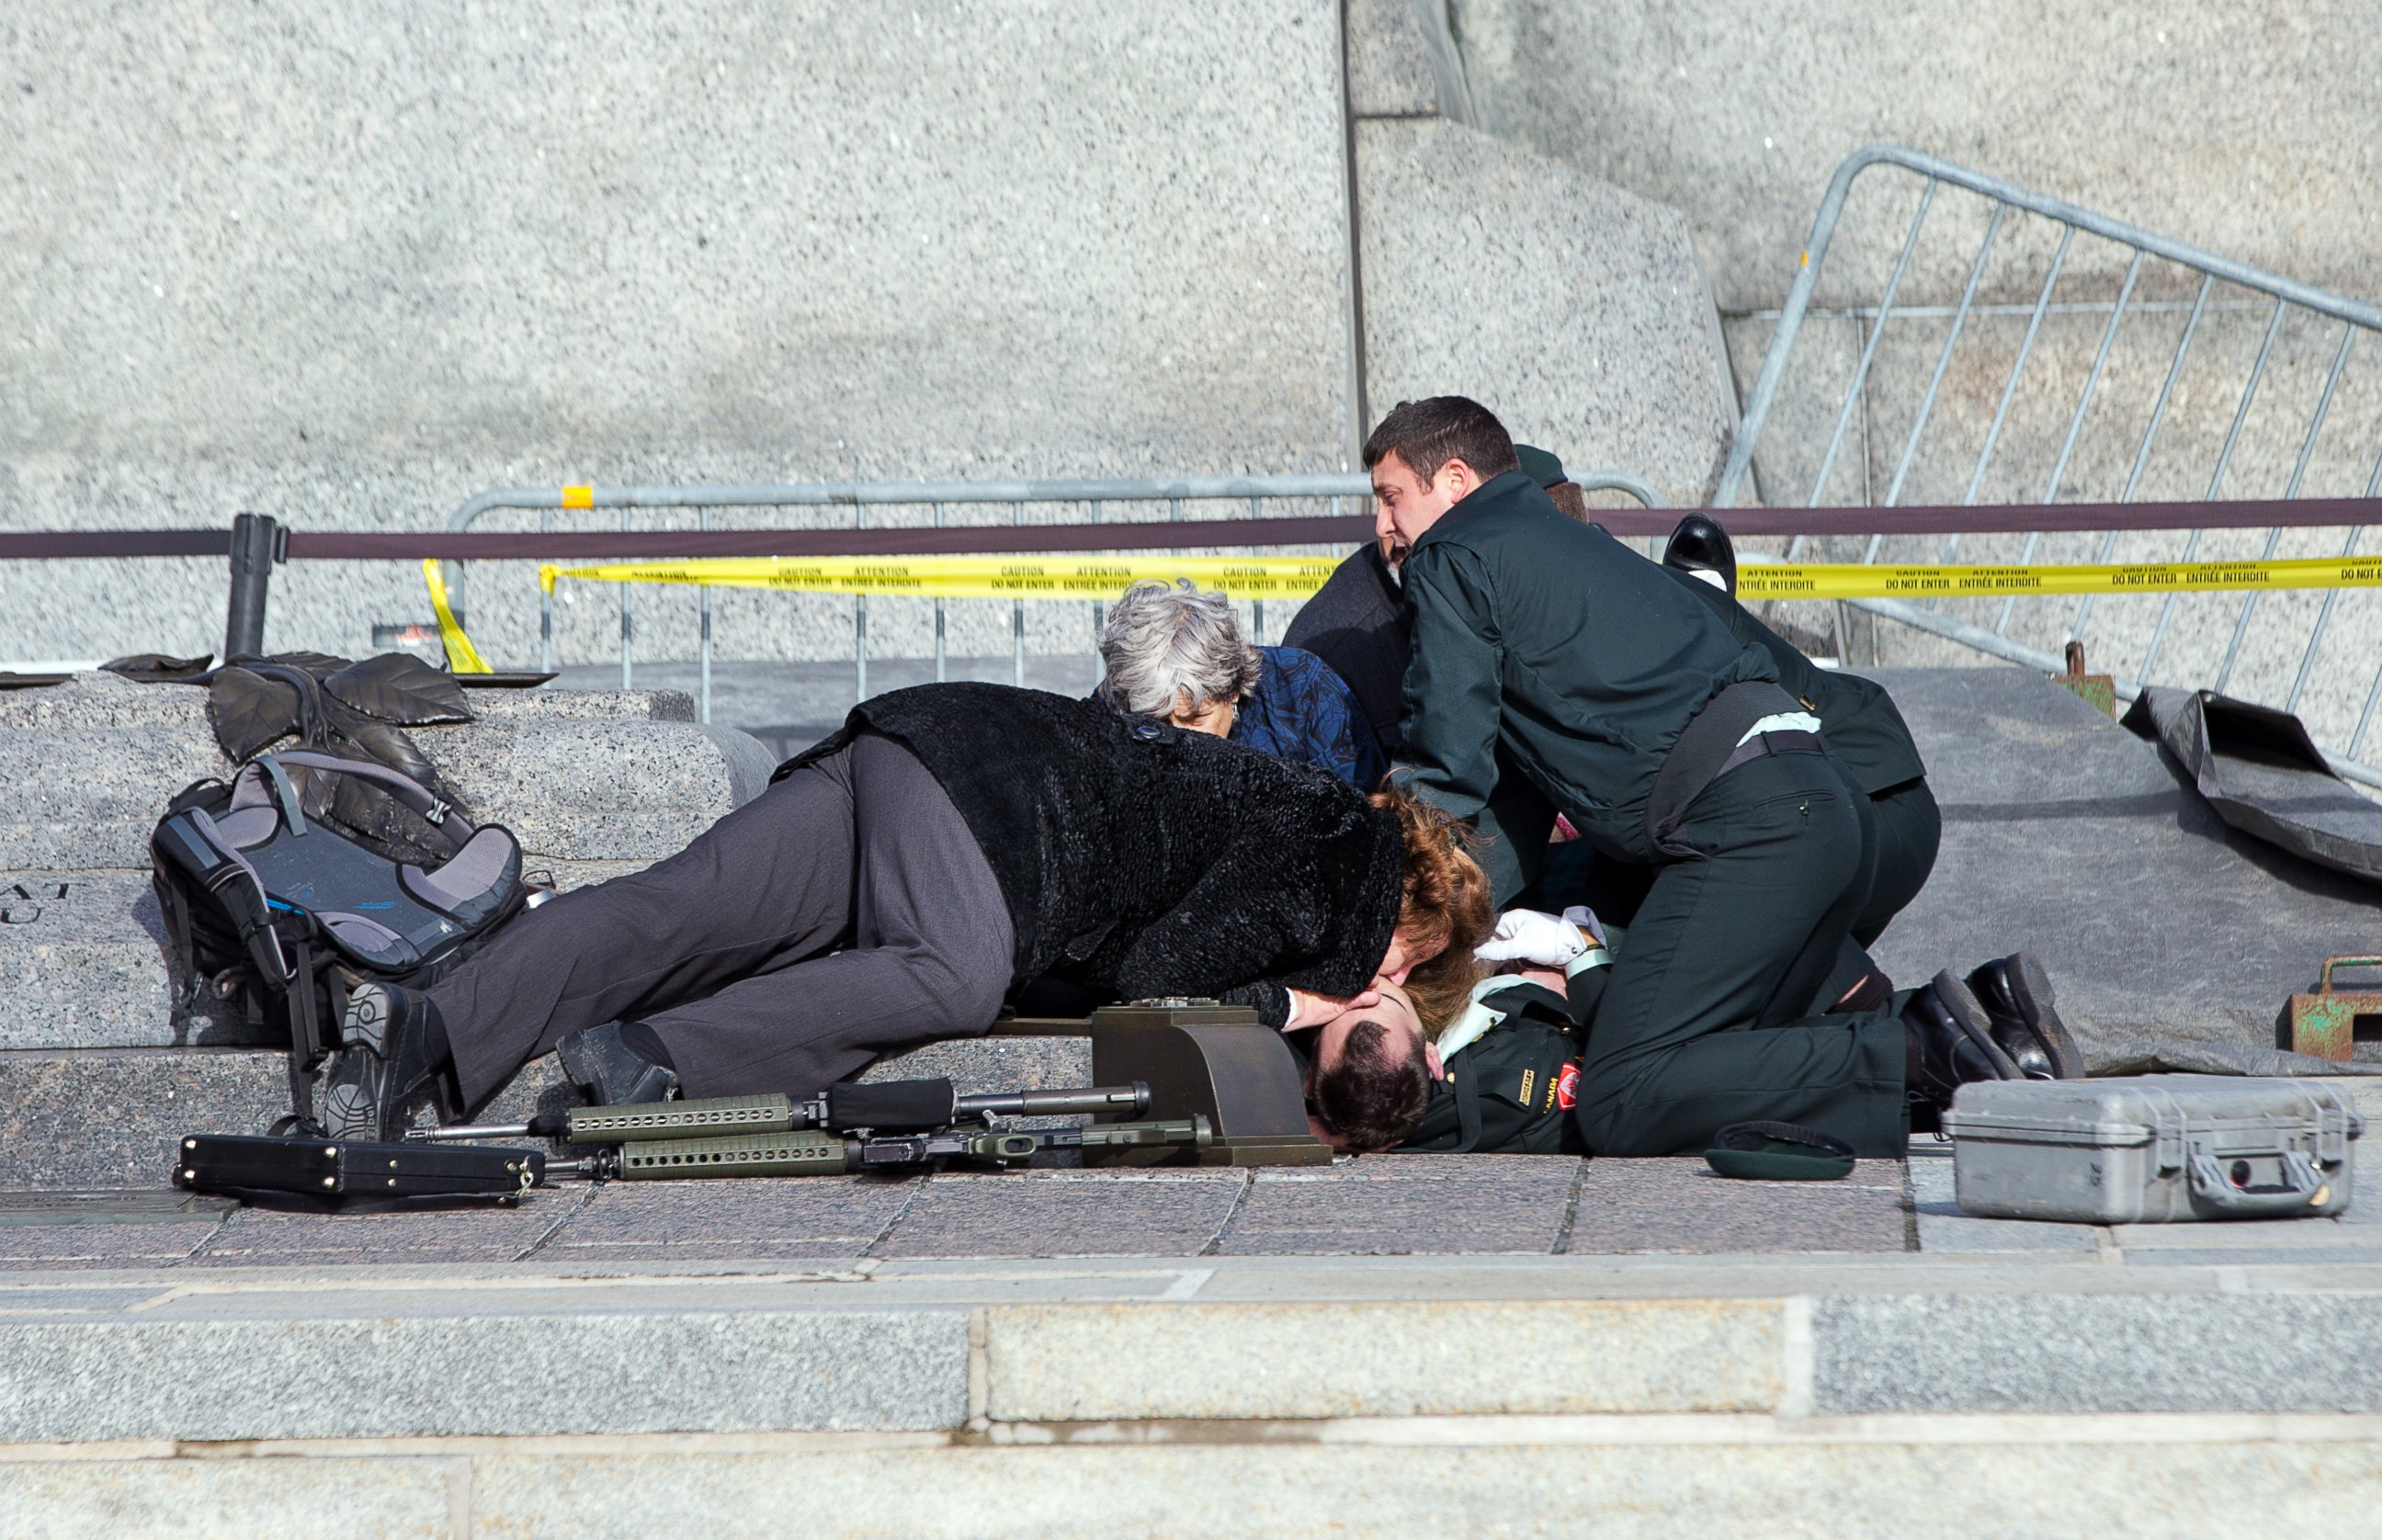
[323, 981, 454, 1141]
[1902, 971, 2019, 1115]
[557, 1021, 681, 1107]
[1965, 952, 2082, 1081]
[1662, 513, 1738, 597]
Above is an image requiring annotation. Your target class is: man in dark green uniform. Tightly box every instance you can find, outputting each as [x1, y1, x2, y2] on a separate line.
[1367, 396, 2062, 1158]
[1658, 513, 1939, 957]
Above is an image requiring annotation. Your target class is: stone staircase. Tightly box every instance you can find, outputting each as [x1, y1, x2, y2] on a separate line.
[0, 672, 1079, 1188]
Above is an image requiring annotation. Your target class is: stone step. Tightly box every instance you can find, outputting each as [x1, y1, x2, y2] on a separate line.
[0, 863, 644, 1051]
[0, 1035, 1092, 1188]
[2, 672, 773, 867]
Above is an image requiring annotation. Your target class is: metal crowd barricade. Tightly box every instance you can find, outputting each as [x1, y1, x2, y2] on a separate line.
[443, 470, 1664, 722]
[1717, 144, 2382, 778]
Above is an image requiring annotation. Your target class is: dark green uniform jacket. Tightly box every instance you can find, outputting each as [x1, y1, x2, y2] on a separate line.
[1661, 570, 1926, 796]
[1393, 471, 1780, 893]
[1403, 979, 1595, 1155]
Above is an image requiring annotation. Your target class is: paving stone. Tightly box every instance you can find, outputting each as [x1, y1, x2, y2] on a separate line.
[1213, 1154, 1580, 1255]
[2107, 1217, 2370, 1249]
[2122, 1246, 2382, 1266]
[872, 1171, 1246, 1259]
[1908, 1152, 2101, 1253]
[543, 1176, 916, 1263]
[185, 1189, 579, 1268]
[1814, 1294, 2382, 1413]
[1562, 1158, 1909, 1255]
[0, 1220, 223, 1272]
[983, 1297, 1784, 1420]
[866, 1033, 1093, 1095]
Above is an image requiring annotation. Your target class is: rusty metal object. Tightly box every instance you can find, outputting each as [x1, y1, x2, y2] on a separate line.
[2286, 956, 2382, 1061]
[2053, 640, 2117, 719]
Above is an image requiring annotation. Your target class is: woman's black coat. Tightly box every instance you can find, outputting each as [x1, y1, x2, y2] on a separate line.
[777, 685, 1404, 1025]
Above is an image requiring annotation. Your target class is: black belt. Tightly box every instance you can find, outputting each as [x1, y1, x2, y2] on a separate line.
[1711, 727, 1824, 781]
[1644, 680, 1804, 858]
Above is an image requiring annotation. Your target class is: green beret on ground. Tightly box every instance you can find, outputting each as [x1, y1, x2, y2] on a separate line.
[1514, 442, 1568, 489]
[1704, 1120, 1857, 1181]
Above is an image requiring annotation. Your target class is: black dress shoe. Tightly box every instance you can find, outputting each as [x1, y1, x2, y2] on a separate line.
[557, 1021, 681, 1107]
[1902, 971, 2019, 1115]
[323, 981, 455, 1141]
[1965, 952, 2082, 1081]
[1663, 513, 1738, 597]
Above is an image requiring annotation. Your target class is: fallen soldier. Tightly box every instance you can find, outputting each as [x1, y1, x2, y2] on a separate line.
[1297, 906, 2084, 1155]
[319, 682, 1492, 1141]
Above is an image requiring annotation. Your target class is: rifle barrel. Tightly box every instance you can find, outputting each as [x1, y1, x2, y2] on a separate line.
[955, 1082, 1151, 1120]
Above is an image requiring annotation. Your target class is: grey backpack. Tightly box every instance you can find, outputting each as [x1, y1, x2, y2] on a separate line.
[152, 750, 531, 1133]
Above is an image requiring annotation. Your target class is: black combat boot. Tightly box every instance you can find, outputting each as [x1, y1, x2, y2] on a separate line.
[1902, 970, 2019, 1123]
[1662, 513, 1738, 598]
[322, 980, 456, 1141]
[1965, 952, 2082, 1081]
[556, 1021, 681, 1107]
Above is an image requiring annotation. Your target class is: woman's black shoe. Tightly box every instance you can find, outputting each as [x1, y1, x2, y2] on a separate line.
[1902, 971, 2019, 1115]
[322, 981, 455, 1141]
[1662, 514, 1738, 597]
[1964, 952, 2082, 1080]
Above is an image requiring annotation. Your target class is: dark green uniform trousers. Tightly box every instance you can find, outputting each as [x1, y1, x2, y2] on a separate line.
[1852, 776, 1941, 946]
[1571, 748, 1910, 1159]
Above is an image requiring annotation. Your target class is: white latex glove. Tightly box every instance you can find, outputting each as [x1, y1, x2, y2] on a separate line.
[1472, 908, 1589, 968]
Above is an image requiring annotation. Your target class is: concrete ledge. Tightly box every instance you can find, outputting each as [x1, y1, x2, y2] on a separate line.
[0, 1310, 967, 1442]
[982, 1299, 1784, 1420]
[9, 1423, 2382, 1538]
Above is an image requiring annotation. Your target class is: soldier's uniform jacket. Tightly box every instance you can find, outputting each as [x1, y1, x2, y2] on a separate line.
[1402, 973, 1605, 1155]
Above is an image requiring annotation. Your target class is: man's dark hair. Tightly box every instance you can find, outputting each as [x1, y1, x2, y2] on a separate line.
[1312, 1019, 1435, 1152]
[1361, 397, 1520, 484]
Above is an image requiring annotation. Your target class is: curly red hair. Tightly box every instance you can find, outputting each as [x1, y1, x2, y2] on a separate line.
[1369, 786, 1493, 1029]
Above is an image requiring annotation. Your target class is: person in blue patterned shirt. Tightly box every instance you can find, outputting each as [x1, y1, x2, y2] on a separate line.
[1096, 579, 1388, 789]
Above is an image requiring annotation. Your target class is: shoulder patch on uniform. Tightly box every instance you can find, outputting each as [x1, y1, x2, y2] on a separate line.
[1556, 1061, 1580, 1111]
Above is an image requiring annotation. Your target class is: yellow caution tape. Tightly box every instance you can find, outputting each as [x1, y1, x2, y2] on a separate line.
[539, 554, 1348, 601]
[532, 552, 2382, 605]
[1738, 555, 2382, 601]
[421, 559, 493, 674]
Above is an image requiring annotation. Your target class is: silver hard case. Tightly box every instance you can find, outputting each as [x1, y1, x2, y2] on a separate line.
[1942, 1075, 2361, 1224]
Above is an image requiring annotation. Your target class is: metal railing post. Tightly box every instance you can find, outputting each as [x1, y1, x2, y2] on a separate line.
[1946, 223, 2070, 560]
[932, 502, 947, 684]
[2215, 324, 2354, 694]
[1998, 251, 2143, 634]
[855, 500, 868, 706]
[1012, 500, 1026, 687]
[2070, 274, 2214, 644]
[2134, 295, 2288, 688]
[618, 504, 634, 690]
[698, 506, 712, 724]
[223, 512, 285, 662]
[539, 507, 554, 674]
[2290, 443, 2382, 712]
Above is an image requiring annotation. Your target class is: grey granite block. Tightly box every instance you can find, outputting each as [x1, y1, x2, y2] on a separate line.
[983, 1297, 1784, 1420]
[872, 1170, 1246, 1259]
[1347, 0, 1448, 117]
[543, 1176, 917, 1263]
[414, 718, 773, 858]
[1355, 116, 1734, 505]
[0, 869, 210, 1053]
[1214, 1153, 1580, 1255]
[0, 1047, 294, 1189]
[1814, 1294, 2382, 1413]
[0, 1457, 451, 1539]
[4, 0, 1354, 667]
[865, 1034, 1095, 1096]
[0, 725, 227, 868]
[0, 1309, 967, 1439]
[1564, 1158, 1909, 1255]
